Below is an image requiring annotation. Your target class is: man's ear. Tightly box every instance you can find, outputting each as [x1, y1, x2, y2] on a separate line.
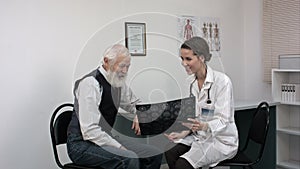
[103, 57, 110, 70]
[103, 57, 109, 64]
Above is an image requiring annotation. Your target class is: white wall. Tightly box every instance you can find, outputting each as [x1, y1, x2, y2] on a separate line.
[242, 0, 272, 100]
[0, 0, 270, 168]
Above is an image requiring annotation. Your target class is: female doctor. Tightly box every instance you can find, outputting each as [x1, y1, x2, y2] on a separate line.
[164, 37, 239, 169]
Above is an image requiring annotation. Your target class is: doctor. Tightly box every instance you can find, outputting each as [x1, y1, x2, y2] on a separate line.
[164, 37, 239, 169]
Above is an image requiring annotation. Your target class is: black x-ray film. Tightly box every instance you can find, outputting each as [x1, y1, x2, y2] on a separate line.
[136, 96, 195, 135]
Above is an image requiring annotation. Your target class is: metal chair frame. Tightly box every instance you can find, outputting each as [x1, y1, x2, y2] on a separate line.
[210, 101, 270, 169]
[50, 103, 98, 169]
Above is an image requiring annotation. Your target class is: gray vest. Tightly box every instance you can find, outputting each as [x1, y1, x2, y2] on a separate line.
[67, 68, 121, 136]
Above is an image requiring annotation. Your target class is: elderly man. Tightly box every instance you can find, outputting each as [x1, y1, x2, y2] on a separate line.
[67, 44, 162, 169]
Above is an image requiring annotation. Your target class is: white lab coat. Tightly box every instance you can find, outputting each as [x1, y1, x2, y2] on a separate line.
[175, 66, 238, 168]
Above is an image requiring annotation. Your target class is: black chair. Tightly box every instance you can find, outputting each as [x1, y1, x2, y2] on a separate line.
[50, 103, 98, 169]
[210, 101, 270, 169]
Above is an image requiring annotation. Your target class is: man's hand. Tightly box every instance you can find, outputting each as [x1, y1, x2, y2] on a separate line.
[131, 115, 141, 135]
[120, 145, 127, 150]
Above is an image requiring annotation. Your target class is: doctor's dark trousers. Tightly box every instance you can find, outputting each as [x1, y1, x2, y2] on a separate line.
[165, 142, 197, 169]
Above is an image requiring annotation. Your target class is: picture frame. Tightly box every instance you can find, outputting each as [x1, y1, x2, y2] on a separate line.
[125, 22, 146, 56]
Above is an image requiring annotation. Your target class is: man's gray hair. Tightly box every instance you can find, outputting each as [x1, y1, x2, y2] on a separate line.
[101, 44, 130, 64]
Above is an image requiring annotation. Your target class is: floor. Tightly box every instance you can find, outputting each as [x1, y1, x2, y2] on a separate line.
[160, 164, 229, 169]
[160, 164, 168, 169]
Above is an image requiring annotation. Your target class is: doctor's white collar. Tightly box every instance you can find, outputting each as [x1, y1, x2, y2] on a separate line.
[187, 65, 214, 85]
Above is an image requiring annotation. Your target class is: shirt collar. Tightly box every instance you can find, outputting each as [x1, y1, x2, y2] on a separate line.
[187, 65, 214, 84]
[205, 65, 214, 84]
[98, 65, 109, 81]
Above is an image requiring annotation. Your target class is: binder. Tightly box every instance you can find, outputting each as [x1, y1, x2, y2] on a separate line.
[294, 84, 300, 102]
[281, 83, 300, 102]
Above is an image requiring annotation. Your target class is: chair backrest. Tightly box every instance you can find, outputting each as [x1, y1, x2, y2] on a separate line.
[248, 102, 270, 144]
[245, 101, 270, 162]
[50, 103, 74, 168]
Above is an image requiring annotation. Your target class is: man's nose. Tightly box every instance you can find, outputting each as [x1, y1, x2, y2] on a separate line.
[121, 66, 129, 73]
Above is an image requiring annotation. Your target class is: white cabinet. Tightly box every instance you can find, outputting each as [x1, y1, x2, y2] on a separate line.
[272, 69, 300, 169]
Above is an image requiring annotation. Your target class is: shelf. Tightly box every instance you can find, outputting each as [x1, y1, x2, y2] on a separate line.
[273, 69, 300, 73]
[280, 102, 300, 106]
[277, 160, 300, 169]
[277, 127, 300, 136]
[272, 69, 300, 102]
[273, 69, 300, 169]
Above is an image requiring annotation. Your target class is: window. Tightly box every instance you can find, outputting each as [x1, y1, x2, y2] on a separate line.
[263, 0, 300, 82]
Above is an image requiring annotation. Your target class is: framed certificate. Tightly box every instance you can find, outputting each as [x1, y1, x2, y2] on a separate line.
[125, 22, 146, 56]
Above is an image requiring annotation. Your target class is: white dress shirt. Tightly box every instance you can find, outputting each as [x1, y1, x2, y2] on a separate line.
[75, 66, 139, 148]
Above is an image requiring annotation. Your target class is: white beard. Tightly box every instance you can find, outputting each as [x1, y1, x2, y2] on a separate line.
[107, 70, 127, 87]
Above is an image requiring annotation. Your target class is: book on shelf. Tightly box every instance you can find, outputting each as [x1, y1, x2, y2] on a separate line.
[281, 83, 300, 102]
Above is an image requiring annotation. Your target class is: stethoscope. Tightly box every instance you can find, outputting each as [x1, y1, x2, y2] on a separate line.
[190, 79, 212, 104]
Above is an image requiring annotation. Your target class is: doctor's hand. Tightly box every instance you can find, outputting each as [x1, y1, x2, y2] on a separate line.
[164, 130, 190, 142]
[182, 118, 208, 132]
[131, 115, 141, 135]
